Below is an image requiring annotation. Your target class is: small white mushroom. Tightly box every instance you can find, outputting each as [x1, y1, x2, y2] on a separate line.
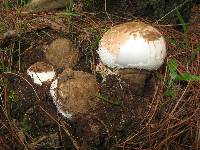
[50, 69, 99, 118]
[97, 21, 166, 70]
[27, 61, 55, 86]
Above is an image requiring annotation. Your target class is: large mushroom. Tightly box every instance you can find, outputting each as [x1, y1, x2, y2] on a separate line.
[96, 21, 167, 94]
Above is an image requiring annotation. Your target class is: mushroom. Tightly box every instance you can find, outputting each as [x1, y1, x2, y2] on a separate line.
[96, 21, 166, 94]
[45, 38, 79, 69]
[97, 21, 166, 70]
[27, 61, 55, 86]
[50, 69, 99, 118]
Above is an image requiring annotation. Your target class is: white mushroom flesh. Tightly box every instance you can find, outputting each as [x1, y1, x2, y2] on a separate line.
[27, 62, 55, 86]
[50, 79, 72, 118]
[27, 70, 55, 86]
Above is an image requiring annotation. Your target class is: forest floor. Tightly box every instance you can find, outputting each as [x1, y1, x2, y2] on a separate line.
[0, 1, 200, 150]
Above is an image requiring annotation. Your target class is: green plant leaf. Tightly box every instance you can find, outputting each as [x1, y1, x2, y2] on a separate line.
[167, 59, 178, 72]
[167, 59, 178, 80]
[165, 59, 179, 96]
[164, 87, 176, 97]
[177, 73, 200, 81]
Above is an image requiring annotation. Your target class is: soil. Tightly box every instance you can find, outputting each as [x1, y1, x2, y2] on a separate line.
[0, 2, 200, 150]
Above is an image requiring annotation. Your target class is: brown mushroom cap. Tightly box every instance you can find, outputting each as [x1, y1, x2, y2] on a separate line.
[45, 38, 79, 69]
[53, 69, 99, 117]
[27, 61, 54, 73]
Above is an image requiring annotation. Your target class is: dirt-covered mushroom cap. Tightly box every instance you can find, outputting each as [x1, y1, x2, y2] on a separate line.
[50, 69, 99, 118]
[27, 61, 55, 86]
[98, 21, 166, 70]
[45, 38, 79, 69]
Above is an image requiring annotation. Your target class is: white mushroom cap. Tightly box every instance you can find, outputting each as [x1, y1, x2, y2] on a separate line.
[98, 21, 166, 70]
[27, 62, 55, 86]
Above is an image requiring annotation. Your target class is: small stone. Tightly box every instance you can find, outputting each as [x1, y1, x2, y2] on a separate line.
[45, 38, 79, 69]
[27, 61, 55, 86]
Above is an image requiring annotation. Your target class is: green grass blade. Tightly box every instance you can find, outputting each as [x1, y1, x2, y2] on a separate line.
[97, 93, 121, 106]
[177, 73, 200, 81]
